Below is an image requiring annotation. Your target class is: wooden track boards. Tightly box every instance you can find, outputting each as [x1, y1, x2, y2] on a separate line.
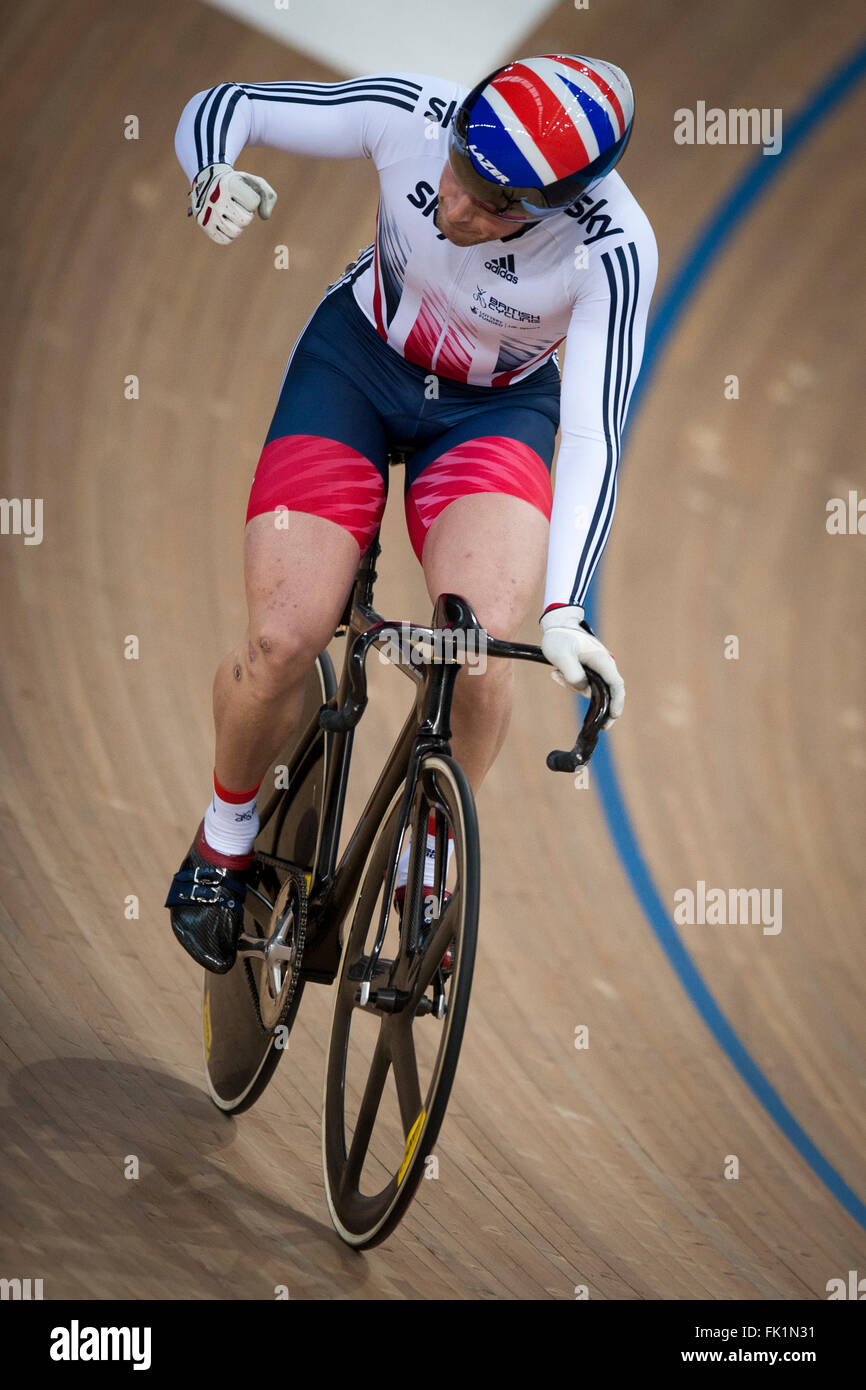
[0, 0, 863, 1298]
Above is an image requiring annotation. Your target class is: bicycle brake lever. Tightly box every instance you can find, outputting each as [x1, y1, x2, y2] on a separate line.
[546, 670, 610, 772]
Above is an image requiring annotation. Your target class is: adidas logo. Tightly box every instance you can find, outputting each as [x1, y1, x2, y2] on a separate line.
[483, 254, 518, 283]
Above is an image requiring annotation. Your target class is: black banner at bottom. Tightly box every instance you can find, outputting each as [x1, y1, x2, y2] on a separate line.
[3, 1296, 861, 1374]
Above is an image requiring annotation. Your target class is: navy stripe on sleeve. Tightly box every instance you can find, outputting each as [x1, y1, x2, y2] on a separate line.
[240, 76, 422, 115]
[192, 78, 423, 172]
[193, 84, 230, 171]
[569, 241, 640, 606]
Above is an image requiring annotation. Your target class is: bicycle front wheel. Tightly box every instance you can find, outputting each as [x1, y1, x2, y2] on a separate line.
[322, 753, 479, 1249]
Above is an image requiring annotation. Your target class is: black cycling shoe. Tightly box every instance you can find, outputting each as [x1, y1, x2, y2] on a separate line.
[165, 823, 252, 974]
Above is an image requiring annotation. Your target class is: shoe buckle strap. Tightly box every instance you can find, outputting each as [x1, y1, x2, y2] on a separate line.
[165, 864, 248, 908]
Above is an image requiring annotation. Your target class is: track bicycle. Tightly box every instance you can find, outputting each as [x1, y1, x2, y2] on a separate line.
[201, 463, 610, 1248]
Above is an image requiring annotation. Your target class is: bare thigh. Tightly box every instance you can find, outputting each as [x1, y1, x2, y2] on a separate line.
[212, 511, 363, 789]
[421, 492, 548, 638]
[242, 509, 361, 687]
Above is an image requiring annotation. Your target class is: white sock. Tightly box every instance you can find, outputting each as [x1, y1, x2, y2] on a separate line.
[203, 772, 261, 858]
[396, 814, 454, 889]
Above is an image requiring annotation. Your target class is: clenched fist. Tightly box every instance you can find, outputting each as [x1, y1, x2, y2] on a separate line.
[189, 163, 277, 244]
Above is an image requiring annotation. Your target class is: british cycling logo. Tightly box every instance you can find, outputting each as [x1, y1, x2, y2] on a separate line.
[469, 285, 540, 327]
[470, 286, 502, 326]
[49, 1320, 152, 1370]
[487, 296, 540, 325]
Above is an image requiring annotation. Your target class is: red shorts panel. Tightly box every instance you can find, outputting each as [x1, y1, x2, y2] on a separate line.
[404, 436, 553, 562]
[246, 435, 386, 553]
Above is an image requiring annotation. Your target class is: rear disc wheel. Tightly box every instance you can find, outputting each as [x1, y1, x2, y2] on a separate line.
[202, 651, 335, 1113]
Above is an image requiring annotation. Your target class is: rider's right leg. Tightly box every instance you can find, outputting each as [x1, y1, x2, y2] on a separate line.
[166, 278, 392, 972]
[165, 508, 361, 974]
[213, 509, 361, 793]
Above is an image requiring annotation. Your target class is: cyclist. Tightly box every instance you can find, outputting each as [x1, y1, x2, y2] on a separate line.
[166, 55, 658, 973]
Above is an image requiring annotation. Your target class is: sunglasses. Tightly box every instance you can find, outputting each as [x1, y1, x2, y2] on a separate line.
[462, 193, 539, 223]
[446, 150, 539, 221]
[447, 144, 577, 224]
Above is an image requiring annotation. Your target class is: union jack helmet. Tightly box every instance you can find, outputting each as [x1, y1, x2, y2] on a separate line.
[449, 54, 634, 220]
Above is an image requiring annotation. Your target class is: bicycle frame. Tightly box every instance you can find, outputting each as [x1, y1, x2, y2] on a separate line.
[247, 532, 609, 985]
[290, 537, 474, 984]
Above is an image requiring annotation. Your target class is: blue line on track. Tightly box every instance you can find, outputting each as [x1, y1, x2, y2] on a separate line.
[583, 40, 866, 1231]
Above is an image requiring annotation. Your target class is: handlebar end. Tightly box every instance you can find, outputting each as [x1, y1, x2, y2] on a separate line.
[546, 748, 581, 773]
[545, 669, 609, 773]
[319, 702, 361, 733]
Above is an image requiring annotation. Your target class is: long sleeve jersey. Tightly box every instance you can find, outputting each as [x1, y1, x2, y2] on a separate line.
[175, 73, 658, 610]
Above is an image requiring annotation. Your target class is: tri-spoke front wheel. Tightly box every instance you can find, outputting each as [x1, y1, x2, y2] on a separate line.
[322, 753, 479, 1249]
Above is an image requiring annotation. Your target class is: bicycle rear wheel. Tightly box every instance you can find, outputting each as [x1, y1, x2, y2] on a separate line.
[322, 753, 479, 1248]
[203, 650, 336, 1113]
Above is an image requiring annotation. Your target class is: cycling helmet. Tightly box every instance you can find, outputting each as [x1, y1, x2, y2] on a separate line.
[449, 54, 634, 220]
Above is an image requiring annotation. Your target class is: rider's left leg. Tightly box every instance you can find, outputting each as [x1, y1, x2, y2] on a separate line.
[418, 490, 548, 793]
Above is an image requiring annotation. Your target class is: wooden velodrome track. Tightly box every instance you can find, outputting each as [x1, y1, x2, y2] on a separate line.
[1, 0, 864, 1300]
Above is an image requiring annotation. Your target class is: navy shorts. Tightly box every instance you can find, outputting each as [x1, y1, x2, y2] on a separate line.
[247, 277, 562, 560]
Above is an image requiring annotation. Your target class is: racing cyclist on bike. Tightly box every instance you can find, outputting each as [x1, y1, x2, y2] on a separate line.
[166, 54, 658, 973]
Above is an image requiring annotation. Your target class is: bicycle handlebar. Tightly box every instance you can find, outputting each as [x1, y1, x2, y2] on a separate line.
[318, 608, 611, 771]
[545, 668, 609, 771]
[318, 619, 392, 734]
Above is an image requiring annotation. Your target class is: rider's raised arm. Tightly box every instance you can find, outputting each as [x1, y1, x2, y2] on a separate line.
[174, 74, 432, 182]
[542, 211, 658, 614]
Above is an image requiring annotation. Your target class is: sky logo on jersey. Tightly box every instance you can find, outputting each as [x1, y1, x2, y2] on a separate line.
[484, 254, 518, 283]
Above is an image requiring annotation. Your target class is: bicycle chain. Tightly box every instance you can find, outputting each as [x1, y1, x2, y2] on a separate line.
[241, 867, 308, 1036]
[277, 869, 308, 1033]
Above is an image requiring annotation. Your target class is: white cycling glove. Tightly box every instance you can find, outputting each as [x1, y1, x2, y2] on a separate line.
[540, 604, 625, 730]
[189, 163, 277, 244]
